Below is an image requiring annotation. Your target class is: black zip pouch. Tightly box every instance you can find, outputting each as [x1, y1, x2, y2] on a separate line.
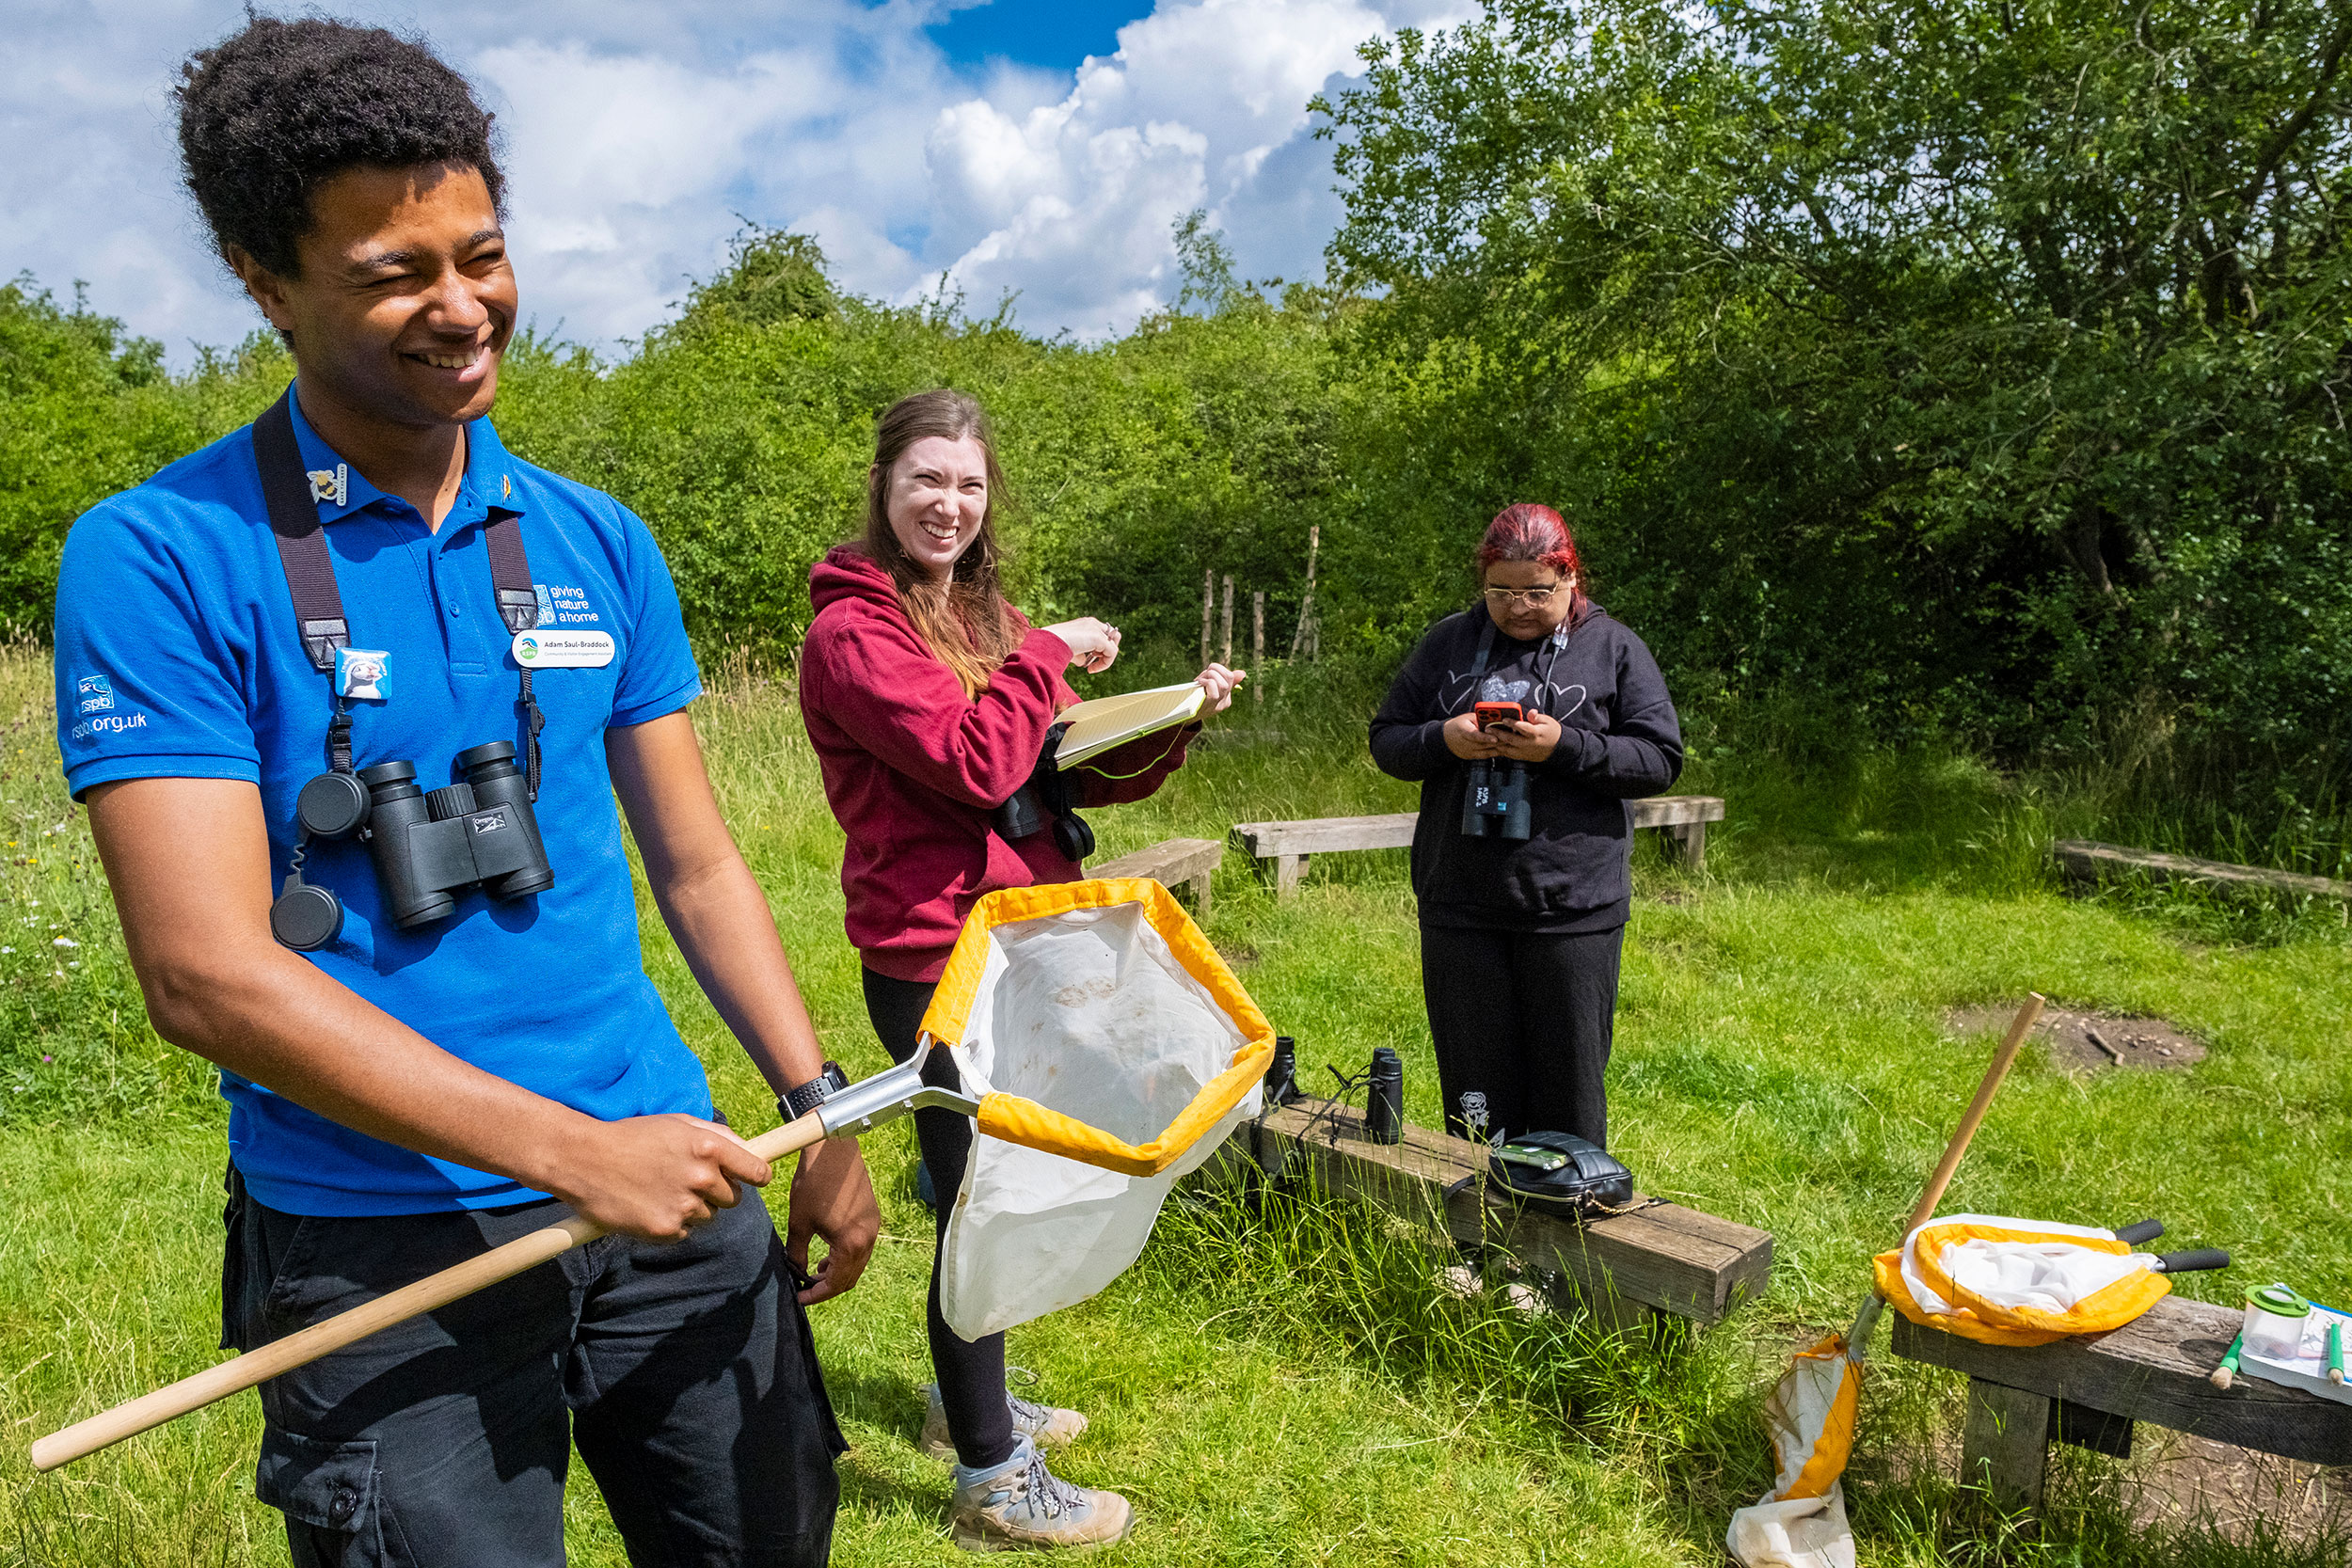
[1487, 1131, 1634, 1219]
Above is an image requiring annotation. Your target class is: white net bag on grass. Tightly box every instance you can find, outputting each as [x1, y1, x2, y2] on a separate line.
[918, 879, 1273, 1341]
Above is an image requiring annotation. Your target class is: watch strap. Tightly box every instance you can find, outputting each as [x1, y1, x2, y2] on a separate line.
[780, 1061, 850, 1122]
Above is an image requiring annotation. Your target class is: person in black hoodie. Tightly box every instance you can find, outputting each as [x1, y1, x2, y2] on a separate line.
[1369, 504, 1682, 1151]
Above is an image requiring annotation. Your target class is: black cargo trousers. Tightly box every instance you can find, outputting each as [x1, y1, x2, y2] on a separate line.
[222, 1163, 845, 1567]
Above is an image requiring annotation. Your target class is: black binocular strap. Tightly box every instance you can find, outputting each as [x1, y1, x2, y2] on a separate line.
[1464, 614, 1562, 720]
[254, 391, 356, 775]
[481, 505, 546, 798]
[251, 388, 546, 797]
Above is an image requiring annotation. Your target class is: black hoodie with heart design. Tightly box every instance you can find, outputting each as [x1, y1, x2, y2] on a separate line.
[1369, 599, 1683, 932]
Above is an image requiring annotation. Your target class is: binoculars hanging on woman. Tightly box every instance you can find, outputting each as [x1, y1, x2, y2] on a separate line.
[1460, 759, 1533, 840]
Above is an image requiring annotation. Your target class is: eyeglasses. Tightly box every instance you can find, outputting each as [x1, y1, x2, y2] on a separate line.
[1483, 582, 1566, 609]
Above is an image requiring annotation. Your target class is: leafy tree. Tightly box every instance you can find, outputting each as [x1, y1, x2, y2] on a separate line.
[0, 280, 280, 635]
[1320, 0, 2352, 771]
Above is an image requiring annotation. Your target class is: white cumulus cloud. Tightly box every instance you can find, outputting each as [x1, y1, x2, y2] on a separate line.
[1, 0, 1472, 364]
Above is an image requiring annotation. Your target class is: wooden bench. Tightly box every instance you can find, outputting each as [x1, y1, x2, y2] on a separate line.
[2052, 839, 2352, 905]
[1090, 836, 1223, 917]
[1201, 1095, 1772, 1328]
[1231, 796, 1727, 896]
[1891, 1294, 2352, 1509]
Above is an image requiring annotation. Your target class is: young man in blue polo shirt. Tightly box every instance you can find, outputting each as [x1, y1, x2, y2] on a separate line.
[55, 17, 879, 1564]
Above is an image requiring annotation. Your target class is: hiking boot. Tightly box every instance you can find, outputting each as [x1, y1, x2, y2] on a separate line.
[1495, 1280, 1551, 1316]
[950, 1434, 1133, 1553]
[1433, 1262, 1483, 1299]
[918, 1382, 1089, 1463]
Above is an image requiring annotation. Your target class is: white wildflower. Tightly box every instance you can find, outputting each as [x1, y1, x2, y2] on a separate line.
[53, 937, 78, 948]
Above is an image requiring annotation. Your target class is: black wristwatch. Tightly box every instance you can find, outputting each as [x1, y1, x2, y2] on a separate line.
[779, 1061, 849, 1123]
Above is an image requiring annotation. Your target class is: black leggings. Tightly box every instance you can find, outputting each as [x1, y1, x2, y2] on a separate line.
[863, 968, 1019, 1472]
[1418, 924, 1624, 1149]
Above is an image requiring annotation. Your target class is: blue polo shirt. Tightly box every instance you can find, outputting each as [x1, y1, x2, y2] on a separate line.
[53, 385, 712, 1216]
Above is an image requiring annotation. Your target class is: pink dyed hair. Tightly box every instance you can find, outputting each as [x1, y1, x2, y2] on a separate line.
[1476, 502, 1581, 581]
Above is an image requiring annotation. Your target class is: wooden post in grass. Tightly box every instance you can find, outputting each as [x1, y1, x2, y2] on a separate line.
[1200, 567, 1214, 668]
[1288, 525, 1319, 662]
[1252, 590, 1264, 704]
[1221, 574, 1234, 665]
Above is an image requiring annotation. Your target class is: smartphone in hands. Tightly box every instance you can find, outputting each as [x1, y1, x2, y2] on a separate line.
[1474, 701, 1524, 730]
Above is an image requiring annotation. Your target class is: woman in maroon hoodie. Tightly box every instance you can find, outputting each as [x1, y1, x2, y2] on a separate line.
[799, 388, 1239, 1551]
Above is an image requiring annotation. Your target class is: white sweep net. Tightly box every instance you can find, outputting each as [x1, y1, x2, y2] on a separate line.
[939, 899, 1262, 1340]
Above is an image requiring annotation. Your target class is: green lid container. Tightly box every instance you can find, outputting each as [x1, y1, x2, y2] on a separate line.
[2246, 1283, 2311, 1318]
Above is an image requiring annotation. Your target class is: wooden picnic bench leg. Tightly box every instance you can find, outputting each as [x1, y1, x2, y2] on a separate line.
[1962, 1377, 2052, 1511]
[1666, 820, 1708, 870]
[1275, 853, 1307, 897]
[1186, 868, 1212, 922]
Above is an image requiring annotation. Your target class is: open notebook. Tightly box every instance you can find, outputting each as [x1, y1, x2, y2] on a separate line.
[1055, 682, 1206, 768]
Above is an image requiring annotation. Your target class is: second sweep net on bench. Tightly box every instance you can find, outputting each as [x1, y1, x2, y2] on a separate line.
[920, 878, 1276, 1340]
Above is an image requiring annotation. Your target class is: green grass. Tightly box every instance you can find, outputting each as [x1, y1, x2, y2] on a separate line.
[1, 645, 2346, 1565]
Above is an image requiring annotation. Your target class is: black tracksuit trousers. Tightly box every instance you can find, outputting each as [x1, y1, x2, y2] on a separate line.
[1418, 923, 1624, 1150]
[863, 968, 1021, 1472]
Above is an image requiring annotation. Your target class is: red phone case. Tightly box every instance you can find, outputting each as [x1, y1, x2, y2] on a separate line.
[1474, 701, 1524, 729]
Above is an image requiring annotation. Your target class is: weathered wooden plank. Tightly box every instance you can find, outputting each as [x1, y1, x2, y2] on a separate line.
[1232, 813, 1416, 857]
[1636, 796, 1726, 830]
[1210, 1097, 1772, 1324]
[2052, 839, 2352, 903]
[1233, 798, 1728, 862]
[1963, 1379, 2053, 1509]
[1232, 798, 1729, 895]
[1092, 837, 1222, 918]
[1093, 837, 1221, 884]
[1891, 1294, 2352, 1464]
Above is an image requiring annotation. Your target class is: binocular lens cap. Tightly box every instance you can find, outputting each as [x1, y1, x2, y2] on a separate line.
[295, 770, 372, 838]
[270, 883, 343, 951]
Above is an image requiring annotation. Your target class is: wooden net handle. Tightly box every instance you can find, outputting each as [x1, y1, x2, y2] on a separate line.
[1904, 992, 2043, 1237]
[31, 1115, 825, 1472]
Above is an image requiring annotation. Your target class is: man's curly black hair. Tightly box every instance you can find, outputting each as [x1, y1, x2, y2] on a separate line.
[175, 14, 505, 277]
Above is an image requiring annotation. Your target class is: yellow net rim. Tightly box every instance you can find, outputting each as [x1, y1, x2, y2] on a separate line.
[919, 879, 1276, 1179]
[1872, 1220, 2169, 1345]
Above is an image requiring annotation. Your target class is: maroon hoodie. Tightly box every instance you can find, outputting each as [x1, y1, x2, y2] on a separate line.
[800, 546, 1197, 982]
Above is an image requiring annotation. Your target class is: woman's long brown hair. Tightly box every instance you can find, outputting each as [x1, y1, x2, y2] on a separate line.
[862, 389, 1021, 697]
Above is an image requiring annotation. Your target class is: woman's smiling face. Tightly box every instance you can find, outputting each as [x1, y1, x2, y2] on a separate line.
[882, 435, 991, 581]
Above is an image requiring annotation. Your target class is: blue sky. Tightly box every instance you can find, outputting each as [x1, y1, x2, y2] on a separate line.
[929, 0, 1152, 71]
[4, 0, 1469, 365]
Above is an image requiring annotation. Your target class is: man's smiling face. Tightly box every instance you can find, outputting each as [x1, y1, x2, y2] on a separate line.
[234, 160, 516, 430]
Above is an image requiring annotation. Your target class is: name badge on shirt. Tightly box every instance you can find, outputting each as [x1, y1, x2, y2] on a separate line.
[514, 629, 615, 669]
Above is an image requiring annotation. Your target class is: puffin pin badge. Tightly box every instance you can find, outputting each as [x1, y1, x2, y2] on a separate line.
[335, 647, 389, 702]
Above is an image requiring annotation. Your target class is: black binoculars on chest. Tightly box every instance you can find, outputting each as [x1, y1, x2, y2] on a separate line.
[272, 740, 555, 949]
[1460, 758, 1533, 840]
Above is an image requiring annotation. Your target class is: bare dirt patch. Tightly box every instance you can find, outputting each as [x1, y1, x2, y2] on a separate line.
[2109, 1428, 2352, 1543]
[1947, 1002, 2208, 1073]
[1896, 1406, 2350, 1545]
